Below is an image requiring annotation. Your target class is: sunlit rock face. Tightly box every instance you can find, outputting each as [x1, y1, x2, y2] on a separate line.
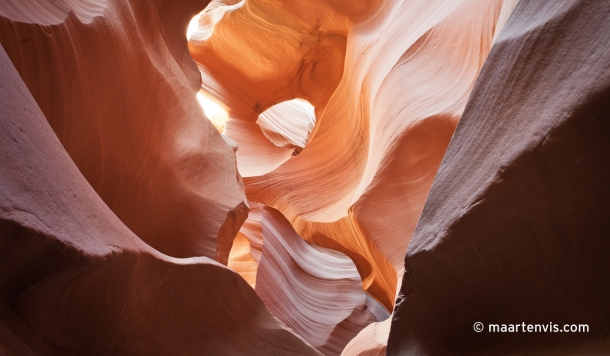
[257, 99, 316, 152]
[0, 0, 248, 262]
[387, 1, 610, 355]
[197, 90, 230, 133]
[189, 0, 518, 314]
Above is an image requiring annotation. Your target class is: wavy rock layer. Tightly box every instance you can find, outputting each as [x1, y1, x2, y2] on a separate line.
[0, 0, 107, 26]
[256, 208, 389, 356]
[0, 45, 320, 356]
[190, 0, 516, 311]
[257, 99, 316, 152]
[0, 0, 247, 262]
[387, 1, 610, 355]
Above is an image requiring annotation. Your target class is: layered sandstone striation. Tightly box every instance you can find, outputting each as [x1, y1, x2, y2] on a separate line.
[387, 0, 610, 355]
[256, 207, 389, 356]
[190, 0, 519, 312]
[0, 0, 248, 262]
[0, 45, 320, 355]
[257, 99, 316, 154]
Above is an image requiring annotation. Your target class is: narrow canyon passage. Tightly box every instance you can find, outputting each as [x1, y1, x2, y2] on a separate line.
[1, 0, 610, 355]
[185, 0, 517, 353]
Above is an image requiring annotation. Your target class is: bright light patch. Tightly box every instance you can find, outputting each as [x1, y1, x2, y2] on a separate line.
[186, 14, 201, 40]
[257, 99, 316, 149]
[197, 91, 229, 133]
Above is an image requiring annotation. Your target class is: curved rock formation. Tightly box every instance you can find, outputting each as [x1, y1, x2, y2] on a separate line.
[387, 1, 610, 354]
[189, 0, 351, 178]
[0, 45, 320, 355]
[340, 318, 391, 356]
[257, 99, 316, 153]
[190, 0, 517, 311]
[0, 0, 247, 262]
[255, 207, 389, 356]
[4, 0, 608, 354]
[227, 201, 265, 287]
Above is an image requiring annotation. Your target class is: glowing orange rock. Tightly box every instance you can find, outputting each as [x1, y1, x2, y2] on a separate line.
[189, 0, 517, 311]
[227, 202, 265, 287]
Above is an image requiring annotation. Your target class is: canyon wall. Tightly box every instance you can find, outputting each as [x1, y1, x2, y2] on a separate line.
[387, 0, 610, 354]
[187, 0, 519, 352]
[0, 43, 319, 355]
[0, 0, 247, 262]
[256, 207, 389, 356]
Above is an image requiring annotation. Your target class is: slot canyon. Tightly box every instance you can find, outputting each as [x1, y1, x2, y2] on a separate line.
[1, 0, 609, 355]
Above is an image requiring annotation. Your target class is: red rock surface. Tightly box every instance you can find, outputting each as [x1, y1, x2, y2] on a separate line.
[0, 44, 320, 355]
[0, 0, 248, 262]
[387, 1, 610, 354]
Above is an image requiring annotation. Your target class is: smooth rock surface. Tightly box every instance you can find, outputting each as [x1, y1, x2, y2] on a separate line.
[190, 0, 517, 312]
[0, 0, 248, 262]
[0, 43, 320, 356]
[256, 207, 389, 356]
[4, 0, 607, 355]
[227, 201, 265, 287]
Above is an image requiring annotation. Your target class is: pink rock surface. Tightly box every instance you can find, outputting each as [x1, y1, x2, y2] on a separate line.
[340, 319, 391, 356]
[255, 207, 389, 356]
[0, 43, 320, 356]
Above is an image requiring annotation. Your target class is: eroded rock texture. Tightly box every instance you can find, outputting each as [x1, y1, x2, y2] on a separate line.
[387, 0, 610, 355]
[190, 0, 518, 314]
[0, 45, 320, 355]
[256, 207, 389, 356]
[3, 0, 609, 354]
[0, 0, 248, 262]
